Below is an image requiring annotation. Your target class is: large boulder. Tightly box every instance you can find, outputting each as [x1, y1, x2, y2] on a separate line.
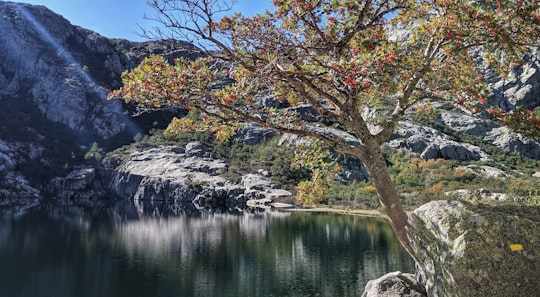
[408, 200, 540, 297]
[440, 112, 540, 159]
[46, 167, 105, 200]
[362, 272, 426, 297]
[235, 123, 277, 145]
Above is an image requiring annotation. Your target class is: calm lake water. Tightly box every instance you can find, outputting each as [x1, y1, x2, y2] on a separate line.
[0, 203, 414, 297]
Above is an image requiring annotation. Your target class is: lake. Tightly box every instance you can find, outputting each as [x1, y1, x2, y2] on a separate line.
[0, 202, 414, 297]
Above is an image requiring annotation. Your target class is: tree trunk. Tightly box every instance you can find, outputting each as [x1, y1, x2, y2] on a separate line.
[363, 141, 415, 259]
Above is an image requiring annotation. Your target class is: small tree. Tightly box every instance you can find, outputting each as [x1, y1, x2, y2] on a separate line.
[109, 0, 540, 256]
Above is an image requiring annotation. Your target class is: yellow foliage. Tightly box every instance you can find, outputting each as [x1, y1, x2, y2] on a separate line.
[425, 182, 445, 195]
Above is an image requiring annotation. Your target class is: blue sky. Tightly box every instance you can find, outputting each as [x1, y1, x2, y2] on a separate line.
[13, 0, 274, 41]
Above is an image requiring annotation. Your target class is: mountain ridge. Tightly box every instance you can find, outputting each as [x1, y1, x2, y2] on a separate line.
[0, 1, 538, 207]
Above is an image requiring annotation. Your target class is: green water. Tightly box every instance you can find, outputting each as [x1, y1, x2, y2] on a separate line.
[0, 204, 414, 297]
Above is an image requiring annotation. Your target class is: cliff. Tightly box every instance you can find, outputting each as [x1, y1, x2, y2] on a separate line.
[0, 2, 198, 139]
[0, 2, 539, 296]
[0, 2, 195, 200]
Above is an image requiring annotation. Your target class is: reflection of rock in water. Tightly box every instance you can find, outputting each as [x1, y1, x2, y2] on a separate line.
[0, 219, 12, 250]
[110, 211, 413, 297]
[115, 211, 292, 260]
[0, 206, 413, 297]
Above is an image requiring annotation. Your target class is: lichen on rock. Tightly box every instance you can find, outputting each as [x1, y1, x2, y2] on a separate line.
[408, 200, 540, 297]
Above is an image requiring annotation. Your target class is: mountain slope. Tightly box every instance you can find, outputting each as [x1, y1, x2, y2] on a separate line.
[0, 1, 195, 200]
[0, 1, 538, 206]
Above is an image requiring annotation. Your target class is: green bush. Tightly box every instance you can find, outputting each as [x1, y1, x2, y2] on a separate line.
[85, 142, 104, 162]
[325, 181, 380, 209]
[112, 128, 538, 210]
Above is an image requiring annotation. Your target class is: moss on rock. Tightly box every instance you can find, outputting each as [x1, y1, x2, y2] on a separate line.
[409, 200, 540, 297]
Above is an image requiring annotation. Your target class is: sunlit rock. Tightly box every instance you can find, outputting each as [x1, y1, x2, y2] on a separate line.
[489, 52, 540, 110]
[389, 121, 489, 161]
[362, 272, 426, 297]
[408, 200, 540, 297]
[104, 143, 292, 210]
[484, 127, 540, 159]
[439, 112, 497, 136]
[46, 167, 104, 200]
[456, 165, 508, 178]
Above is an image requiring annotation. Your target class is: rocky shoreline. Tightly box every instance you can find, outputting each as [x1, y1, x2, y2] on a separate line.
[1, 2, 540, 296]
[102, 141, 292, 212]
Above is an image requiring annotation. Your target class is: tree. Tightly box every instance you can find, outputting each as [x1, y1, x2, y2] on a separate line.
[109, 0, 540, 257]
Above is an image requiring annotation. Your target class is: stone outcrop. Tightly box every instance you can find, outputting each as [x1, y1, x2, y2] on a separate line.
[0, 2, 122, 139]
[489, 50, 540, 110]
[440, 111, 540, 159]
[0, 140, 41, 200]
[362, 272, 426, 297]
[439, 111, 497, 136]
[408, 200, 540, 297]
[484, 127, 540, 159]
[444, 188, 511, 202]
[235, 123, 276, 145]
[389, 121, 489, 161]
[46, 167, 105, 200]
[104, 142, 292, 211]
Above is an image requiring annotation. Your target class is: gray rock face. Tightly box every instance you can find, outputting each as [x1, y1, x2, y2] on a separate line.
[0, 2, 197, 140]
[484, 127, 540, 159]
[439, 112, 497, 136]
[104, 142, 291, 210]
[52, 167, 96, 191]
[46, 167, 104, 200]
[0, 140, 41, 200]
[408, 200, 540, 297]
[362, 272, 426, 297]
[389, 121, 488, 161]
[489, 51, 540, 110]
[387, 19, 540, 112]
[0, 2, 122, 139]
[0, 141, 17, 173]
[0, 171, 40, 200]
[456, 165, 508, 178]
[241, 174, 290, 199]
[0, 2, 200, 205]
[235, 123, 276, 145]
[440, 112, 540, 159]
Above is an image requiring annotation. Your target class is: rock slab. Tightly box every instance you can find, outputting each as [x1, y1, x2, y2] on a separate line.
[408, 200, 540, 297]
[104, 142, 292, 211]
[362, 272, 426, 297]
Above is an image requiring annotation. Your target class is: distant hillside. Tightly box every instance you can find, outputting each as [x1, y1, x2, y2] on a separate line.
[0, 1, 538, 207]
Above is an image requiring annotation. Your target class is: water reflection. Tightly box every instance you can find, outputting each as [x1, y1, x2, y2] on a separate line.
[0, 203, 414, 297]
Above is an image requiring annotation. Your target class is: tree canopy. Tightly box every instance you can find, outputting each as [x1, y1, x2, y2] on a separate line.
[109, 0, 540, 256]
